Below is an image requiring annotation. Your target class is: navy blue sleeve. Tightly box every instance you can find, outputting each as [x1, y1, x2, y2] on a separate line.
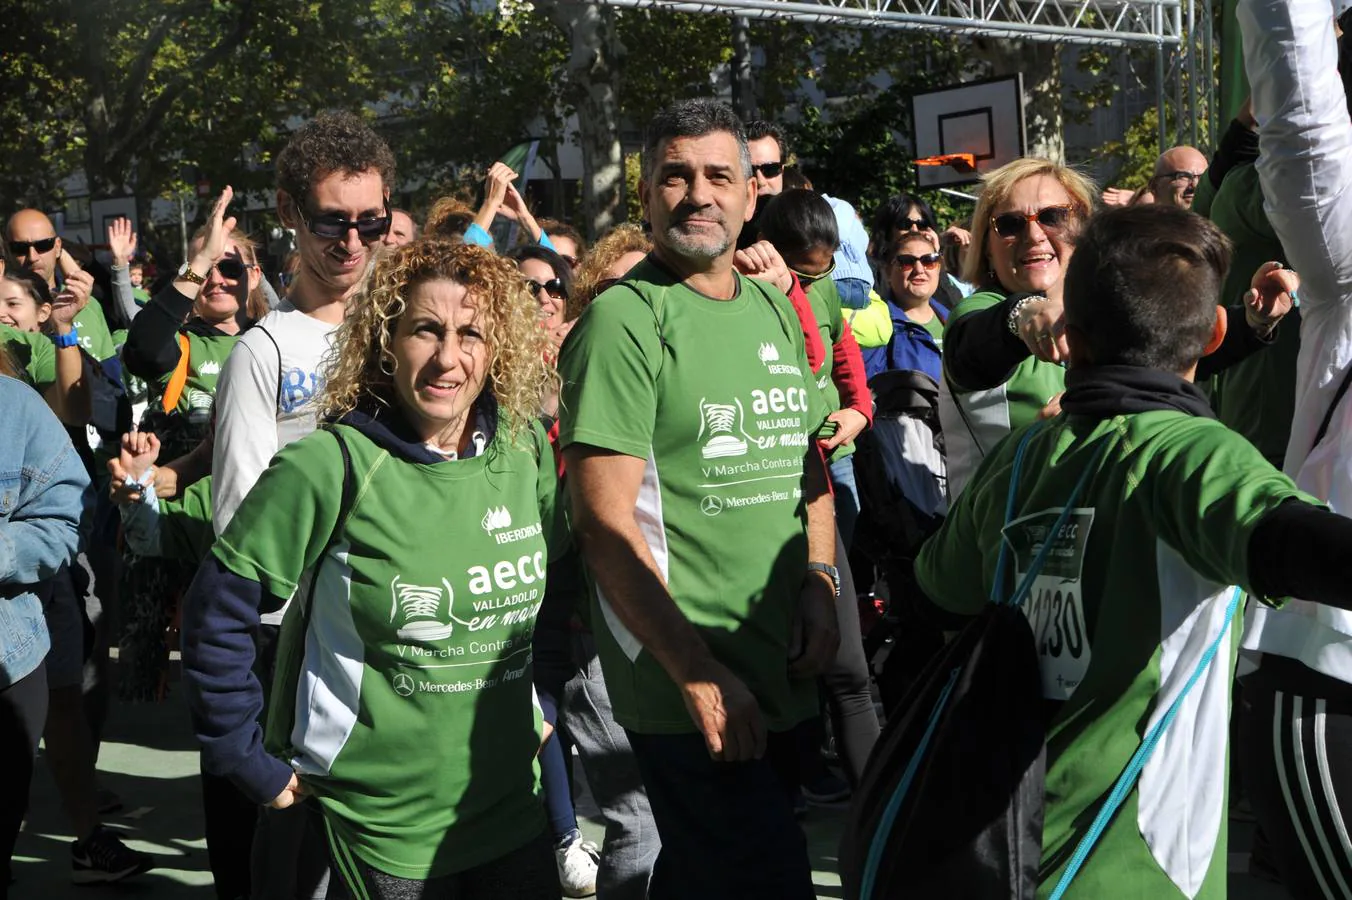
[180, 556, 295, 805]
[122, 283, 193, 380]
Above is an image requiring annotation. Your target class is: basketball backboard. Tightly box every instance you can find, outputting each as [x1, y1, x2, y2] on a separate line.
[911, 75, 1026, 189]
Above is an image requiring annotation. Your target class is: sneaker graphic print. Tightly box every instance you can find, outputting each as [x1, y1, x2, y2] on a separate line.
[698, 397, 749, 460]
[389, 575, 456, 641]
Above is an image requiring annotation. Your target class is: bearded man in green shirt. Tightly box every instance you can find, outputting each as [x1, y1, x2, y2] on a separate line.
[559, 99, 839, 900]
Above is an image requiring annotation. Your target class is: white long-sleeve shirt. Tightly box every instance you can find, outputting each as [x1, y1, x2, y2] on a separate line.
[1238, 0, 1352, 681]
[210, 301, 337, 623]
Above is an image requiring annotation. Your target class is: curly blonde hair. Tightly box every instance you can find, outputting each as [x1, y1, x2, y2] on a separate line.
[320, 240, 557, 441]
[569, 223, 652, 321]
[961, 157, 1098, 290]
[423, 196, 476, 241]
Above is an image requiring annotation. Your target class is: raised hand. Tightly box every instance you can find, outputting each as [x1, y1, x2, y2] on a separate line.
[56, 250, 93, 315]
[119, 430, 162, 483]
[1245, 261, 1299, 337]
[106, 218, 138, 267]
[194, 186, 238, 270]
[1101, 187, 1135, 207]
[733, 240, 792, 295]
[1014, 295, 1070, 364]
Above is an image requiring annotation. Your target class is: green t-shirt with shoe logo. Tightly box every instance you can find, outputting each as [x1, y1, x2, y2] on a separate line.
[558, 259, 829, 734]
[214, 420, 559, 879]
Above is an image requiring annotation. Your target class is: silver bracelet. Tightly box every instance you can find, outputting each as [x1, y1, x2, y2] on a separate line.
[1007, 294, 1050, 336]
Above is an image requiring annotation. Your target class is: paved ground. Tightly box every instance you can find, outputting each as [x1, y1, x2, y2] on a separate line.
[13, 661, 1291, 899]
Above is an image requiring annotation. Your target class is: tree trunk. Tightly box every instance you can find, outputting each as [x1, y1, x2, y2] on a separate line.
[547, 1, 624, 240]
[972, 39, 1065, 163]
[730, 16, 757, 121]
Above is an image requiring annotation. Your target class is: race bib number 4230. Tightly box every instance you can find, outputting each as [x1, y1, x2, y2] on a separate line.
[1002, 508, 1095, 701]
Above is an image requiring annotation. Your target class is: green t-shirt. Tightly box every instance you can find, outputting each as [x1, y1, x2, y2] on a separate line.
[1205, 163, 1299, 467]
[0, 324, 55, 392]
[72, 297, 115, 361]
[159, 477, 216, 563]
[920, 314, 945, 349]
[558, 260, 828, 734]
[916, 410, 1313, 899]
[214, 421, 559, 879]
[805, 276, 853, 462]
[148, 331, 241, 423]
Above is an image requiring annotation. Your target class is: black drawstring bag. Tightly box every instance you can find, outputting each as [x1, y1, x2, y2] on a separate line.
[841, 600, 1046, 898]
[840, 424, 1105, 899]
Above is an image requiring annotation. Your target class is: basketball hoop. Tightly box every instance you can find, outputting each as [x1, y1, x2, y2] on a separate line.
[914, 153, 977, 174]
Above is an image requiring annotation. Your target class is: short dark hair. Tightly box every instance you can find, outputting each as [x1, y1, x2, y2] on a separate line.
[758, 190, 839, 258]
[642, 100, 751, 180]
[869, 193, 940, 260]
[507, 244, 573, 299]
[276, 111, 396, 208]
[781, 165, 812, 191]
[539, 218, 586, 256]
[1064, 205, 1230, 374]
[745, 120, 788, 162]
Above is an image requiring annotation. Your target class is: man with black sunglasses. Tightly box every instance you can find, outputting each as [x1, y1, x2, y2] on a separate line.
[746, 121, 788, 199]
[205, 110, 395, 900]
[6, 210, 114, 361]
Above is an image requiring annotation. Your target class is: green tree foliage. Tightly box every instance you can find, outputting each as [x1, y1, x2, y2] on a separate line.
[0, 0, 411, 214]
[398, 0, 571, 209]
[783, 30, 974, 226]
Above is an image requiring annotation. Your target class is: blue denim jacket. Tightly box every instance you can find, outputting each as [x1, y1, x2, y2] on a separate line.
[0, 375, 89, 686]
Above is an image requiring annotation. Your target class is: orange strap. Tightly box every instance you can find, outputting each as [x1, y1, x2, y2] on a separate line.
[161, 333, 192, 414]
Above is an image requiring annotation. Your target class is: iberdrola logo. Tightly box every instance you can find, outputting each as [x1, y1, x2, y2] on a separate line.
[758, 342, 780, 364]
[481, 506, 512, 533]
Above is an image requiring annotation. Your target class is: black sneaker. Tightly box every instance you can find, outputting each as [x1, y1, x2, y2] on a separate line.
[71, 826, 154, 884]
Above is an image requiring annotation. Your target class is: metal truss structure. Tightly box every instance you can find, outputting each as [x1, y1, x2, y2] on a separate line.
[597, 0, 1183, 46]
[596, 0, 1215, 153]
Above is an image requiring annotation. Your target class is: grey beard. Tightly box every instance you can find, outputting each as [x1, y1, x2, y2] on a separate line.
[662, 223, 730, 260]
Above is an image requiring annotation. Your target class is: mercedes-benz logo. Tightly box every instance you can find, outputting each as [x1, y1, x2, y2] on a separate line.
[700, 495, 723, 517]
[393, 673, 415, 697]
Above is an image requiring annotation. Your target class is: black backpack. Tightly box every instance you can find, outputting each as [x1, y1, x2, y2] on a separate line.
[840, 424, 1103, 899]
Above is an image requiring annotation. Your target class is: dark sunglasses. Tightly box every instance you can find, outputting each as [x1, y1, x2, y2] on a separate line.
[751, 161, 784, 179]
[897, 217, 933, 232]
[299, 201, 391, 241]
[214, 258, 255, 280]
[789, 258, 837, 287]
[9, 237, 57, 256]
[991, 205, 1074, 239]
[526, 277, 567, 301]
[894, 252, 942, 270]
[1153, 170, 1203, 187]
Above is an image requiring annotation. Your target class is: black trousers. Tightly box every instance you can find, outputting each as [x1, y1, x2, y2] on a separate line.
[1, 665, 49, 897]
[1240, 664, 1352, 900]
[627, 729, 815, 900]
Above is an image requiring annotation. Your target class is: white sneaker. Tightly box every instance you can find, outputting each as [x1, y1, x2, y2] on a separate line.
[555, 832, 600, 898]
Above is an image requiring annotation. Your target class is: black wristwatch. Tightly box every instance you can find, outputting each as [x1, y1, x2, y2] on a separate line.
[806, 562, 841, 598]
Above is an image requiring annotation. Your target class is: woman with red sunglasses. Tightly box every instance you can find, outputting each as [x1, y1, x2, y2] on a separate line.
[939, 157, 1294, 500]
[935, 158, 1095, 499]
